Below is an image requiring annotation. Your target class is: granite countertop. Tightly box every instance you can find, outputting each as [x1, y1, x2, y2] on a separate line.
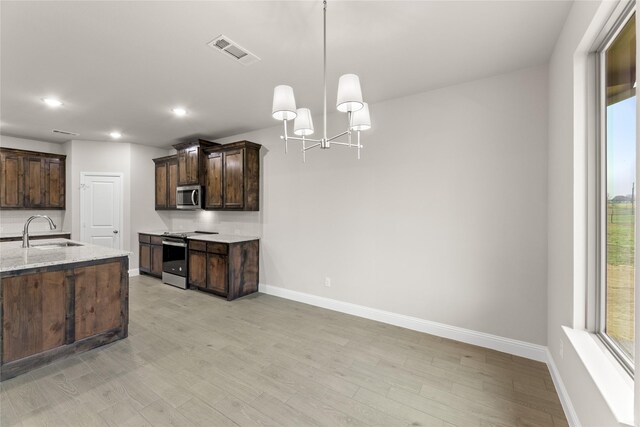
[137, 230, 170, 236]
[0, 238, 131, 273]
[0, 230, 72, 239]
[187, 234, 259, 244]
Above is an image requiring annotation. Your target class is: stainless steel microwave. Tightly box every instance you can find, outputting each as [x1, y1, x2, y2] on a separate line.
[176, 185, 203, 210]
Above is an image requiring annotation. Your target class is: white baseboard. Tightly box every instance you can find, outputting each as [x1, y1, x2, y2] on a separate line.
[546, 349, 580, 427]
[259, 283, 547, 362]
[129, 268, 140, 277]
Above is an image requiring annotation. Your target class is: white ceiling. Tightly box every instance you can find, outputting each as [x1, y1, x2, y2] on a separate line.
[1, 1, 572, 148]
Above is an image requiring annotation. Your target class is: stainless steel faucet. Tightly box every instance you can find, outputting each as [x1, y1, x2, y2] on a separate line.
[22, 215, 57, 248]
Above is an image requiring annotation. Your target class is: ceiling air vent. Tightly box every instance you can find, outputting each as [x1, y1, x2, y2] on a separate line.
[207, 35, 260, 66]
[52, 129, 79, 136]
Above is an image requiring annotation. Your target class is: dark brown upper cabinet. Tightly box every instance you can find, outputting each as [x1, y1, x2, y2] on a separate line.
[0, 148, 66, 210]
[153, 155, 178, 210]
[204, 141, 261, 211]
[173, 139, 219, 186]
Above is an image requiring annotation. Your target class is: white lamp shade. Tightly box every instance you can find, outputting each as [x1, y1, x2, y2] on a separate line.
[350, 102, 371, 131]
[293, 108, 314, 136]
[272, 85, 297, 120]
[336, 74, 364, 113]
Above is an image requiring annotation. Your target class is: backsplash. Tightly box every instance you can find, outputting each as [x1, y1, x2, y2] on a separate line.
[0, 210, 67, 234]
[168, 210, 262, 237]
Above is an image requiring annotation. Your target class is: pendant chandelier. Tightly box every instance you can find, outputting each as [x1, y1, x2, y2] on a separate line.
[271, 0, 371, 162]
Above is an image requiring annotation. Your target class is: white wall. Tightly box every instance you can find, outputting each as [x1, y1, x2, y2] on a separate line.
[66, 140, 172, 269]
[0, 135, 68, 233]
[547, 1, 634, 426]
[166, 65, 549, 346]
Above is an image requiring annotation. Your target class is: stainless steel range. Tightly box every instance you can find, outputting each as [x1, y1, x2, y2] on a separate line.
[162, 231, 218, 289]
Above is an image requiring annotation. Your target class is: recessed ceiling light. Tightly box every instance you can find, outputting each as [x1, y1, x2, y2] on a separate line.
[42, 98, 63, 107]
[109, 131, 122, 139]
[172, 107, 187, 117]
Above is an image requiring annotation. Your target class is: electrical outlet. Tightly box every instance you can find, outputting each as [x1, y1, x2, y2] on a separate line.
[559, 339, 564, 359]
[324, 277, 331, 287]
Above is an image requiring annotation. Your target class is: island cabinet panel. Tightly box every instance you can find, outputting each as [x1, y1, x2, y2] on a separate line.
[188, 239, 259, 300]
[74, 262, 122, 340]
[0, 148, 66, 210]
[0, 151, 23, 208]
[2, 271, 66, 362]
[0, 256, 129, 381]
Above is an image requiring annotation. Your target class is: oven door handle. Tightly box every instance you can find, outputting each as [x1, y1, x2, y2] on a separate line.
[162, 240, 187, 247]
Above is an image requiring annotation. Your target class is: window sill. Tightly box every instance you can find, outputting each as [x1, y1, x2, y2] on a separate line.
[561, 326, 634, 426]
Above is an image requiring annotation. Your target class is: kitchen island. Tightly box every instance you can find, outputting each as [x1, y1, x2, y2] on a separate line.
[0, 239, 129, 380]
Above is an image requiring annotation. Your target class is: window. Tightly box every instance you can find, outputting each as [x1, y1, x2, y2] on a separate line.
[597, 5, 636, 374]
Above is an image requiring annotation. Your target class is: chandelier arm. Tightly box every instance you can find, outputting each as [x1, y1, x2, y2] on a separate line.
[303, 143, 322, 151]
[357, 130, 361, 160]
[283, 136, 322, 143]
[327, 130, 350, 142]
[329, 141, 362, 148]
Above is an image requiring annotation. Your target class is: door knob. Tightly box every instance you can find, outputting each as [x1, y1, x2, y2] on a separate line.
[113, 230, 119, 234]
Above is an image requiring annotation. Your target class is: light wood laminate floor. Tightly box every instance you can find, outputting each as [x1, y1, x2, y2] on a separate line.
[1, 275, 568, 427]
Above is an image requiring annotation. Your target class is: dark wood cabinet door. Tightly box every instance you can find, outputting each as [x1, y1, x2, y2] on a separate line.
[24, 157, 44, 208]
[44, 158, 65, 208]
[155, 162, 167, 209]
[189, 250, 206, 288]
[167, 159, 178, 208]
[205, 152, 223, 209]
[223, 149, 244, 209]
[186, 147, 199, 184]
[0, 151, 23, 208]
[177, 150, 188, 185]
[206, 253, 228, 295]
[139, 243, 151, 273]
[151, 245, 163, 277]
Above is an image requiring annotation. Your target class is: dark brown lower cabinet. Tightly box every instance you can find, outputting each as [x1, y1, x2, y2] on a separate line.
[151, 245, 163, 277]
[0, 257, 129, 381]
[139, 234, 163, 278]
[188, 250, 206, 288]
[187, 239, 258, 301]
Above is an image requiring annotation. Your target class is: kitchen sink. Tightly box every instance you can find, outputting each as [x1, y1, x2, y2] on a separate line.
[31, 242, 84, 250]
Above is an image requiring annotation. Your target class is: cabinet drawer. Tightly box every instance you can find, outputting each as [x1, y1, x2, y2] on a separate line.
[150, 236, 163, 245]
[189, 240, 207, 252]
[207, 242, 228, 255]
[139, 234, 151, 243]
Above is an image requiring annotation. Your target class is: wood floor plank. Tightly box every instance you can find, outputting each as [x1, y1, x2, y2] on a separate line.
[1, 276, 569, 427]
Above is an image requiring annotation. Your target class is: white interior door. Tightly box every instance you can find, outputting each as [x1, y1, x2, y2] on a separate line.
[80, 173, 122, 249]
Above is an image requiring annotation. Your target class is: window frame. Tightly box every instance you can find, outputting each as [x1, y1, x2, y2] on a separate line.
[595, 1, 636, 376]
